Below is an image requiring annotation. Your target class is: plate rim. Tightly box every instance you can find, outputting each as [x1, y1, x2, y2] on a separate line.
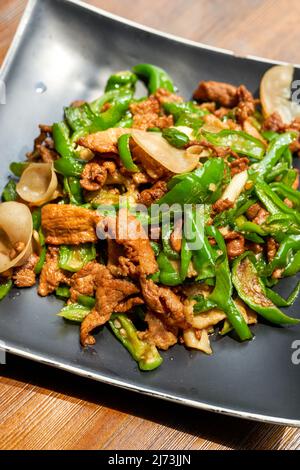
[3, 341, 300, 427]
[1, 0, 300, 428]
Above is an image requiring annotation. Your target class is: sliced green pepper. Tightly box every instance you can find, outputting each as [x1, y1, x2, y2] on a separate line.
[55, 286, 71, 299]
[109, 313, 163, 371]
[34, 246, 47, 275]
[202, 129, 265, 159]
[117, 134, 139, 172]
[59, 244, 96, 272]
[158, 158, 225, 206]
[10, 162, 28, 177]
[2, 180, 17, 202]
[64, 177, 83, 205]
[0, 280, 12, 301]
[77, 295, 96, 309]
[57, 303, 90, 322]
[162, 128, 189, 148]
[105, 71, 137, 92]
[208, 228, 252, 340]
[132, 63, 174, 94]
[265, 282, 300, 307]
[232, 253, 299, 325]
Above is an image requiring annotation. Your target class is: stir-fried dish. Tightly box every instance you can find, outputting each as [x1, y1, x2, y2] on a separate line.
[1, 63, 300, 371]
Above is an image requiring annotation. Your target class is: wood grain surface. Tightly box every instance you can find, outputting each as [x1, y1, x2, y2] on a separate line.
[1, 0, 300, 450]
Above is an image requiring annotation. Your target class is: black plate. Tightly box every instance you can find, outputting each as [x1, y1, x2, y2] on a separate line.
[1, 0, 300, 426]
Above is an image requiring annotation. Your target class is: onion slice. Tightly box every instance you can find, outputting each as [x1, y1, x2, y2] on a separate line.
[131, 129, 199, 174]
[260, 64, 300, 123]
[221, 170, 248, 203]
[16, 163, 58, 206]
[0, 202, 33, 272]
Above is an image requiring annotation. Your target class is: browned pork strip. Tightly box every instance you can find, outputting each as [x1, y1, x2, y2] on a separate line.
[193, 80, 238, 107]
[69, 261, 105, 302]
[13, 254, 39, 287]
[38, 247, 71, 296]
[130, 95, 173, 131]
[138, 181, 168, 207]
[41, 204, 101, 245]
[140, 277, 188, 329]
[80, 265, 142, 346]
[138, 311, 178, 350]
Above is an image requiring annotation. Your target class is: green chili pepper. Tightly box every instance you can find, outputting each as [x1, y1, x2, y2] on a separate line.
[270, 182, 300, 209]
[255, 178, 300, 225]
[54, 157, 85, 177]
[0, 280, 12, 301]
[55, 286, 71, 299]
[208, 228, 252, 340]
[65, 104, 95, 132]
[158, 158, 225, 206]
[59, 244, 96, 272]
[57, 303, 90, 322]
[77, 295, 96, 309]
[163, 101, 208, 121]
[186, 208, 216, 280]
[64, 177, 83, 205]
[250, 132, 295, 180]
[282, 168, 298, 187]
[261, 130, 279, 142]
[114, 111, 133, 128]
[157, 252, 181, 286]
[31, 208, 41, 231]
[53, 121, 75, 159]
[235, 215, 268, 236]
[132, 63, 174, 94]
[265, 281, 300, 307]
[117, 134, 139, 172]
[162, 128, 190, 148]
[2, 180, 17, 201]
[266, 234, 300, 275]
[265, 162, 288, 183]
[284, 251, 300, 277]
[34, 246, 47, 275]
[192, 294, 217, 314]
[214, 196, 255, 228]
[10, 162, 28, 177]
[150, 241, 161, 257]
[109, 313, 163, 371]
[232, 253, 299, 325]
[180, 235, 192, 281]
[105, 71, 137, 92]
[38, 227, 45, 247]
[202, 129, 265, 159]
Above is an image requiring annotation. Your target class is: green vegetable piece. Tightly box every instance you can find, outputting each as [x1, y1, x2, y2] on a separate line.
[64, 177, 83, 205]
[59, 244, 96, 272]
[34, 246, 47, 275]
[284, 251, 300, 277]
[2, 180, 17, 202]
[251, 132, 295, 180]
[78, 295, 96, 309]
[157, 252, 181, 286]
[158, 158, 225, 206]
[117, 134, 139, 172]
[133, 63, 174, 94]
[57, 303, 90, 322]
[109, 313, 163, 371]
[232, 253, 300, 325]
[265, 281, 300, 307]
[0, 280, 12, 301]
[53, 121, 75, 159]
[105, 71, 137, 92]
[202, 129, 265, 159]
[180, 235, 192, 281]
[208, 228, 252, 341]
[10, 162, 28, 177]
[162, 128, 189, 148]
[32, 208, 41, 231]
[56, 286, 71, 299]
[54, 157, 85, 177]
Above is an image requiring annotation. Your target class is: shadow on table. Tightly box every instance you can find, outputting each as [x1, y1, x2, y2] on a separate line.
[2, 354, 286, 450]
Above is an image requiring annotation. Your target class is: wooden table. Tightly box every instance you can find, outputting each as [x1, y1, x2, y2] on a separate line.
[1, 0, 300, 450]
